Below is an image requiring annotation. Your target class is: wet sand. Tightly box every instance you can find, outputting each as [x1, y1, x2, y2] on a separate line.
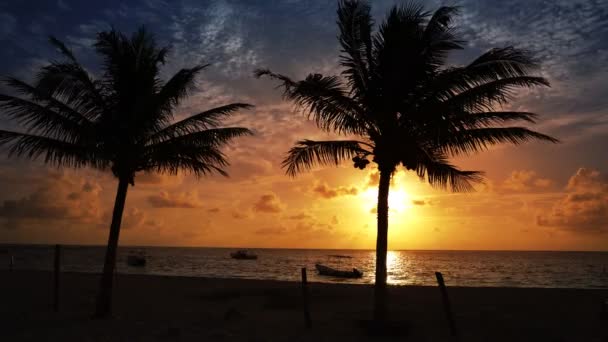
[1, 270, 607, 341]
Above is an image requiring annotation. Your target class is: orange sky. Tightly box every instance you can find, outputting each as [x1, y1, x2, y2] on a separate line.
[0, 1, 607, 251]
[1, 145, 606, 251]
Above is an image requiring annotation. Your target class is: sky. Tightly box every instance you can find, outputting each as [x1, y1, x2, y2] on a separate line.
[0, 0, 607, 251]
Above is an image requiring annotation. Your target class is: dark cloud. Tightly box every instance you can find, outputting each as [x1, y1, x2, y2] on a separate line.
[412, 200, 426, 206]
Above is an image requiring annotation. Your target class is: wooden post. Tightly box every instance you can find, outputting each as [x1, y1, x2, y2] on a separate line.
[435, 272, 457, 338]
[53, 244, 61, 312]
[301, 267, 312, 329]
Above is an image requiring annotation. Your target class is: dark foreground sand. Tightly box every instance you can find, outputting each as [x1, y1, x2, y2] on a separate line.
[1, 271, 607, 341]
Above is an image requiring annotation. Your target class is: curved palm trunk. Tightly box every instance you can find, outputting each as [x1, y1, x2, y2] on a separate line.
[94, 176, 129, 318]
[373, 168, 391, 322]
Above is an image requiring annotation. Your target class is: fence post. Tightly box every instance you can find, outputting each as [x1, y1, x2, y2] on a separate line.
[53, 244, 61, 312]
[301, 267, 312, 329]
[435, 272, 457, 338]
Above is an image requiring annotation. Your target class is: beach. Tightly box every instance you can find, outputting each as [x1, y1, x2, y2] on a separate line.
[1, 270, 607, 341]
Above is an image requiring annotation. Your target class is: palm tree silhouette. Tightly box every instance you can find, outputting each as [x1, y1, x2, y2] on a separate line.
[256, 0, 558, 323]
[0, 28, 253, 318]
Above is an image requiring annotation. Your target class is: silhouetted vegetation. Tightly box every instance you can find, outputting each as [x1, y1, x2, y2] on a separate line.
[256, 0, 558, 323]
[0, 27, 253, 318]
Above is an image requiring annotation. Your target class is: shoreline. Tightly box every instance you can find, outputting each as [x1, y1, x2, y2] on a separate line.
[4, 269, 608, 291]
[2, 270, 607, 341]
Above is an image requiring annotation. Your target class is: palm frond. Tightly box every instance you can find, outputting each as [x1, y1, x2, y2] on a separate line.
[453, 111, 538, 128]
[422, 6, 463, 69]
[418, 158, 483, 192]
[145, 127, 253, 150]
[95, 27, 165, 101]
[0, 93, 91, 142]
[153, 64, 210, 125]
[371, 2, 431, 112]
[35, 63, 106, 119]
[254, 69, 297, 93]
[337, 0, 373, 99]
[0, 129, 104, 168]
[141, 143, 230, 177]
[49, 36, 78, 63]
[6, 77, 98, 124]
[441, 127, 559, 155]
[147, 103, 253, 144]
[282, 139, 369, 177]
[256, 70, 369, 135]
[439, 76, 549, 112]
[428, 47, 545, 103]
[468, 47, 541, 80]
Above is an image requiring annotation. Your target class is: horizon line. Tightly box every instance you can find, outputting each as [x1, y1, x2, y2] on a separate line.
[1, 242, 607, 253]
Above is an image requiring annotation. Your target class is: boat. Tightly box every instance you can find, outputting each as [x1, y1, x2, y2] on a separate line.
[127, 254, 146, 267]
[315, 263, 363, 278]
[230, 250, 258, 260]
[327, 254, 352, 259]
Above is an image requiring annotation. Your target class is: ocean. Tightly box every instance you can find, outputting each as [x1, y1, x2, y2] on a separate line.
[1, 245, 607, 289]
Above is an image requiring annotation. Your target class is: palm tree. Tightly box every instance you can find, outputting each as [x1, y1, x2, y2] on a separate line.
[0, 28, 253, 318]
[256, 0, 558, 322]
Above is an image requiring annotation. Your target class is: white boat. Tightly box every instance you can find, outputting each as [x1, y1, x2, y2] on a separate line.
[315, 263, 363, 278]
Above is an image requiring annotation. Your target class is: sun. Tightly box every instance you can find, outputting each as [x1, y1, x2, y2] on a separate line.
[362, 187, 413, 213]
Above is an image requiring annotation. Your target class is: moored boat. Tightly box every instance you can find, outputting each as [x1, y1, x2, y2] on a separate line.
[127, 254, 146, 267]
[315, 263, 363, 278]
[230, 250, 258, 260]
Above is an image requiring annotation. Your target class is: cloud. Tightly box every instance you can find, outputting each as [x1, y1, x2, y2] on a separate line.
[0, 172, 104, 228]
[288, 213, 312, 220]
[365, 171, 396, 188]
[0, 12, 16, 39]
[99, 207, 163, 230]
[207, 208, 220, 213]
[232, 210, 252, 219]
[254, 226, 289, 235]
[501, 170, 554, 192]
[330, 215, 338, 225]
[252, 193, 285, 213]
[537, 168, 608, 233]
[312, 182, 359, 199]
[57, 0, 71, 11]
[412, 200, 426, 206]
[147, 191, 203, 208]
[135, 172, 184, 186]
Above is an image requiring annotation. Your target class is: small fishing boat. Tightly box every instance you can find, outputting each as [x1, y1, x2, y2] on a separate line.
[315, 263, 363, 278]
[230, 250, 258, 260]
[127, 254, 146, 267]
[327, 254, 352, 259]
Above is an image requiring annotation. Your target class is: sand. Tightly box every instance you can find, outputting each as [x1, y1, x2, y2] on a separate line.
[1, 270, 607, 341]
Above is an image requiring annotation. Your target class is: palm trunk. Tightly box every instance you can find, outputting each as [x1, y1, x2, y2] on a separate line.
[373, 167, 391, 322]
[94, 176, 129, 318]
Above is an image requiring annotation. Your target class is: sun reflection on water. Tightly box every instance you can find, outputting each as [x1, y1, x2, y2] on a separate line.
[386, 250, 408, 284]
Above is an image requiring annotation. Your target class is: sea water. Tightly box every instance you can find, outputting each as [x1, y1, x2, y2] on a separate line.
[1, 245, 607, 288]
